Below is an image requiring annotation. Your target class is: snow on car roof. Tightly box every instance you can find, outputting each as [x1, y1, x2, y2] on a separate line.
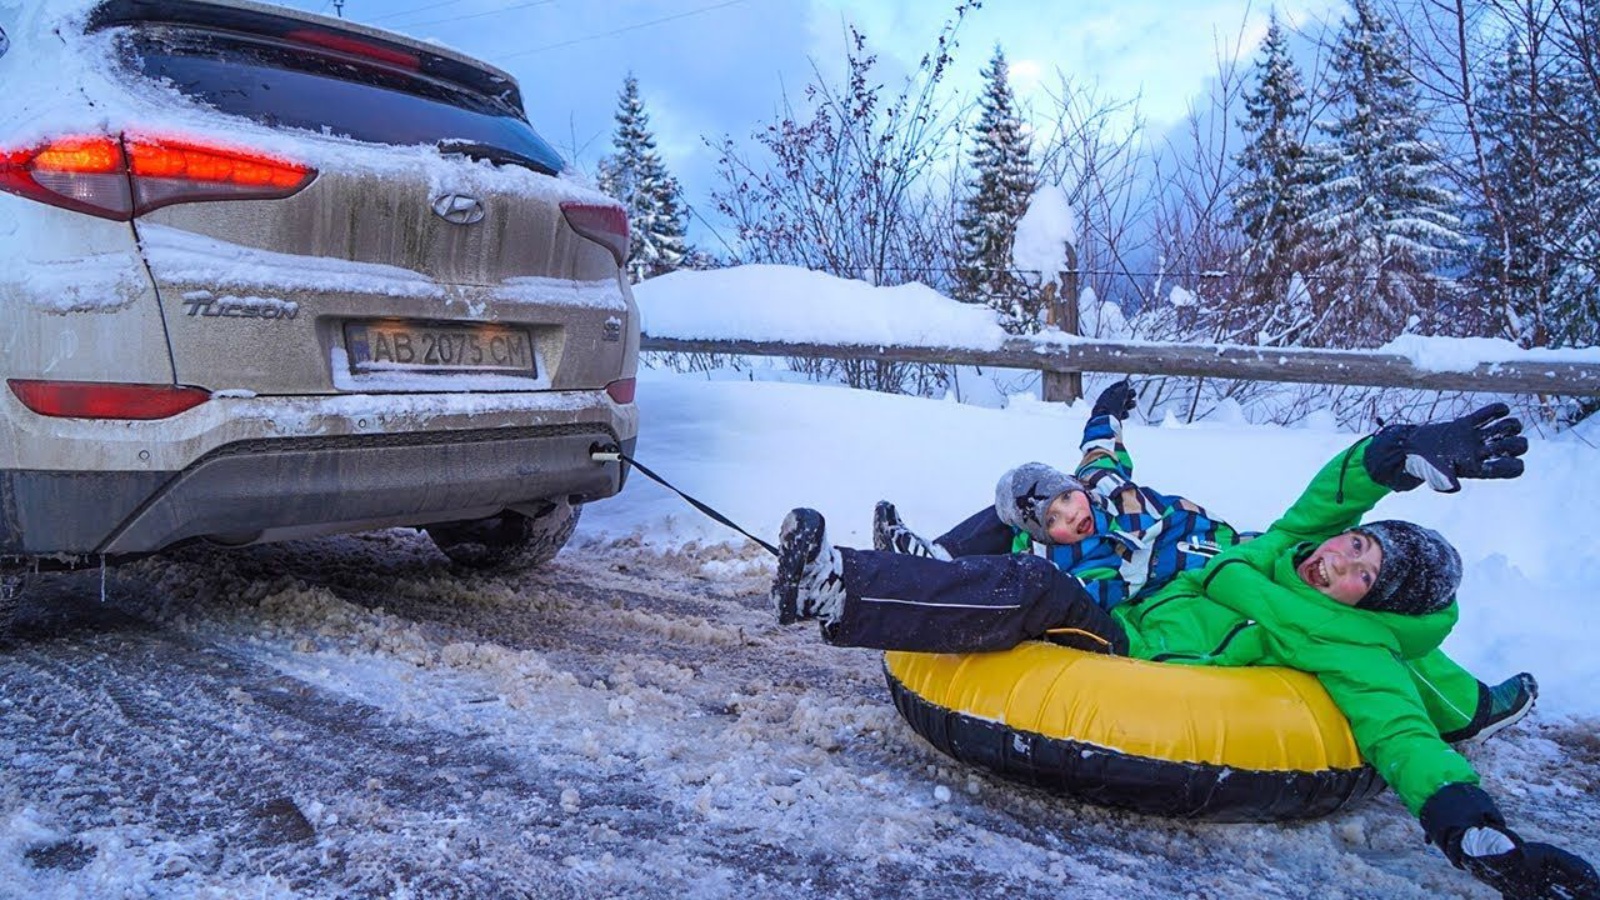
[0, 0, 611, 202]
[0, 0, 613, 287]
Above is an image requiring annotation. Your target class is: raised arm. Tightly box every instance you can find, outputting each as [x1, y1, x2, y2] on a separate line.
[1265, 436, 1388, 540]
[1076, 380, 1137, 500]
[1269, 404, 1528, 541]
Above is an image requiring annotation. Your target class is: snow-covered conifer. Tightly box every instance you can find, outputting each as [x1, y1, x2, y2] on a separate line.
[597, 75, 691, 283]
[1465, 35, 1592, 348]
[1301, 0, 1462, 345]
[1228, 13, 1316, 345]
[956, 46, 1039, 333]
[1543, 2, 1600, 352]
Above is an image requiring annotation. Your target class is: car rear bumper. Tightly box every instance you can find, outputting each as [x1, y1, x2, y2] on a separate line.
[1, 391, 637, 557]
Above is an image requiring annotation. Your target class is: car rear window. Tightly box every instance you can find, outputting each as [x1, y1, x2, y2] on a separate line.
[110, 23, 565, 176]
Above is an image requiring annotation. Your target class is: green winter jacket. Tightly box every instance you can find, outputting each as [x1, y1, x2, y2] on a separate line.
[1109, 436, 1479, 816]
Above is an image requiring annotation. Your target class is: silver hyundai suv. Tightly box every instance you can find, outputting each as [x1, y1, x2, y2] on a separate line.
[0, 0, 639, 625]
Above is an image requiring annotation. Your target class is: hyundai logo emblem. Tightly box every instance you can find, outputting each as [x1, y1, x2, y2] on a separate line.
[431, 193, 486, 225]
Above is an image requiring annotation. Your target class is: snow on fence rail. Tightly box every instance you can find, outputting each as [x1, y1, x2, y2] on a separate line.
[639, 335, 1600, 400]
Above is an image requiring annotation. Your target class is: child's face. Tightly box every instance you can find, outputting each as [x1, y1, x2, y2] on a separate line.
[1043, 490, 1094, 545]
[1296, 530, 1383, 606]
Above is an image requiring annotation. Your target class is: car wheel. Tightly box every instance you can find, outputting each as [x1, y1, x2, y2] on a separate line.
[1, 572, 25, 647]
[425, 501, 582, 572]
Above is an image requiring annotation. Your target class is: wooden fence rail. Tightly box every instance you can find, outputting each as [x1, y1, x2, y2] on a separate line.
[640, 335, 1600, 399]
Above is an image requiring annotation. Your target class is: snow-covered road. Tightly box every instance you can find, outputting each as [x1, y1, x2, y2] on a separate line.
[3, 530, 1596, 898]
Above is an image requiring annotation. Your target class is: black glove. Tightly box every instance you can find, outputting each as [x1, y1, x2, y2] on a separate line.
[1422, 783, 1600, 900]
[1365, 403, 1528, 493]
[1464, 840, 1600, 900]
[1091, 379, 1137, 421]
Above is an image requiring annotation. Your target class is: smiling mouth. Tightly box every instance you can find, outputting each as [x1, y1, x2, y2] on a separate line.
[1303, 557, 1330, 589]
[1076, 517, 1092, 537]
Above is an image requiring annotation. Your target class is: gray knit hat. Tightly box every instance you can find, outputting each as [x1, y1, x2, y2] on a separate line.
[1356, 520, 1463, 615]
[995, 463, 1086, 543]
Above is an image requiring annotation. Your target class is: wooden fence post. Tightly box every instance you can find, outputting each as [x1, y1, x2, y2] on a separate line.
[1042, 242, 1083, 403]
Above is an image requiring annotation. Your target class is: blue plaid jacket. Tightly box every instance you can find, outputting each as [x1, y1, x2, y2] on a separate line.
[1030, 414, 1242, 610]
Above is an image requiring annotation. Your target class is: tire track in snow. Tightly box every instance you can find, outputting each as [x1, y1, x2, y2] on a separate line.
[1, 532, 1595, 897]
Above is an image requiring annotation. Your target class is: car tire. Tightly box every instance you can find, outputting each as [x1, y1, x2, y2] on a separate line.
[1, 572, 25, 647]
[425, 501, 582, 572]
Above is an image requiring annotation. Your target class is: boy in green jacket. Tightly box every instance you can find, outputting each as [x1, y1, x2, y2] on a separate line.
[773, 404, 1598, 898]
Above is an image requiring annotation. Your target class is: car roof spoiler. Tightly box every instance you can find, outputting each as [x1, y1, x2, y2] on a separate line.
[85, 0, 526, 118]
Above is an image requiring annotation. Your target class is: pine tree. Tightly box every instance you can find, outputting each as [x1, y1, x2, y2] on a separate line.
[956, 46, 1038, 333]
[597, 75, 690, 283]
[1547, 0, 1600, 352]
[1301, 0, 1462, 346]
[1466, 35, 1590, 349]
[1228, 12, 1316, 345]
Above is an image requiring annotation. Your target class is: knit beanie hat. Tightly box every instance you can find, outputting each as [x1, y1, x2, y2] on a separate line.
[1356, 520, 1463, 615]
[995, 463, 1086, 543]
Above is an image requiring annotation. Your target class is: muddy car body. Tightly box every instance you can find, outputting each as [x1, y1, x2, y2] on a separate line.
[0, 0, 638, 604]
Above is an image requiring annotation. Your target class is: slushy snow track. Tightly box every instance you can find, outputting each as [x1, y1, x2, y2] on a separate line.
[1, 530, 1595, 898]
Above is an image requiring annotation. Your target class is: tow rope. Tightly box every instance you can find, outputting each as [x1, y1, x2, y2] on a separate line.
[591, 443, 779, 557]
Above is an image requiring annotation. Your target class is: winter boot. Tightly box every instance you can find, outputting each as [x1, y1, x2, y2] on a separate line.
[772, 508, 846, 626]
[1472, 672, 1538, 742]
[872, 501, 952, 560]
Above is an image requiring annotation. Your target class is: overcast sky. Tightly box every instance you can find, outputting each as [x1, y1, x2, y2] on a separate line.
[280, 0, 1349, 245]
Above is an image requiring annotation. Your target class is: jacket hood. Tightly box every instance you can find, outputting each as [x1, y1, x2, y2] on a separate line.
[1271, 547, 1458, 658]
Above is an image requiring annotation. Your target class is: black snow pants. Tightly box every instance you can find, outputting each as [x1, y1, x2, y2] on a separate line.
[820, 548, 1129, 656]
[931, 505, 1016, 557]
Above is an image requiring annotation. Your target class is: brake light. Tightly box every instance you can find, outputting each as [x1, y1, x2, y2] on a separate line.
[8, 380, 211, 420]
[285, 30, 420, 70]
[127, 137, 315, 212]
[605, 378, 636, 404]
[34, 138, 122, 173]
[0, 136, 132, 219]
[0, 135, 316, 220]
[561, 201, 630, 267]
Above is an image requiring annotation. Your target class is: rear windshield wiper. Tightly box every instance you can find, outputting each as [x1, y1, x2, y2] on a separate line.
[438, 140, 560, 176]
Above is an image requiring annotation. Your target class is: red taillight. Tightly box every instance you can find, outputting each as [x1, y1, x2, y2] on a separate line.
[0, 134, 316, 220]
[605, 377, 637, 405]
[34, 137, 123, 173]
[126, 137, 315, 212]
[0, 136, 132, 219]
[561, 201, 630, 267]
[8, 380, 211, 420]
[284, 30, 420, 70]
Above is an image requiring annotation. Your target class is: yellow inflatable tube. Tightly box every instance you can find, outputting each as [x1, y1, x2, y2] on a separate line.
[884, 643, 1384, 822]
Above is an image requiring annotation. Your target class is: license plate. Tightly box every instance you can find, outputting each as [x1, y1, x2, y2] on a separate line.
[344, 321, 536, 376]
